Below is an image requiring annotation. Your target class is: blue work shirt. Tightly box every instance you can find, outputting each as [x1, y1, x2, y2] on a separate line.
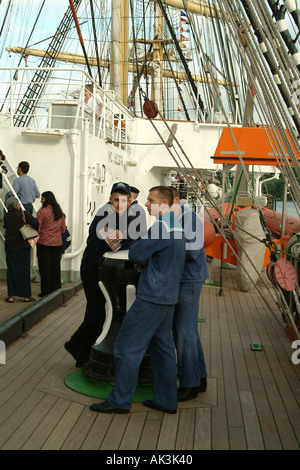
[12, 174, 40, 204]
[178, 206, 209, 283]
[129, 211, 186, 305]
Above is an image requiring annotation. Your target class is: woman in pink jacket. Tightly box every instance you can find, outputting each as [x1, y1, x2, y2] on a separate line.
[37, 191, 66, 297]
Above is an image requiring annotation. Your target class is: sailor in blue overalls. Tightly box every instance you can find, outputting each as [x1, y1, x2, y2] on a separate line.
[90, 186, 186, 414]
[171, 188, 209, 401]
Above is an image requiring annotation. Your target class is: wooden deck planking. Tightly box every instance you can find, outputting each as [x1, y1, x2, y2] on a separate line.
[235, 286, 300, 450]
[119, 411, 148, 450]
[0, 299, 83, 412]
[236, 289, 300, 449]
[218, 289, 245, 430]
[194, 407, 211, 450]
[80, 413, 114, 450]
[99, 413, 131, 450]
[231, 289, 284, 450]
[0, 293, 83, 388]
[60, 406, 99, 450]
[137, 414, 162, 450]
[0, 293, 85, 446]
[0, 279, 76, 325]
[41, 402, 86, 450]
[175, 408, 195, 450]
[208, 286, 230, 450]
[2, 393, 58, 450]
[21, 397, 74, 450]
[0, 270, 299, 450]
[0, 280, 41, 324]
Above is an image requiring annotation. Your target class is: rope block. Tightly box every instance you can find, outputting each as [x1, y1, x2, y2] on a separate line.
[143, 99, 158, 119]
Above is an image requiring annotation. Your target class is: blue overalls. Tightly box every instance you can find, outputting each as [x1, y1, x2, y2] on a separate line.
[106, 211, 186, 410]
[173, 206, 209, 387]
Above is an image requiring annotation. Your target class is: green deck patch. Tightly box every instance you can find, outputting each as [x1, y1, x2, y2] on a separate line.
[250, 343, 262, 351]
[65, 369, 154, 402]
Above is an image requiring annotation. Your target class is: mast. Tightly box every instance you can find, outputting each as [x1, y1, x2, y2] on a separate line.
[111, 0, 129, 103]
[6, 47, 232, 87]
[152, 3, 164, 111]
[151, 0, 220, 18]
[121, 0, 129, 105]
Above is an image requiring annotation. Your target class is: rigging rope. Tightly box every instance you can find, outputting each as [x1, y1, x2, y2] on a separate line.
[156, 0, 205, 119]
[0, 0, 47, 112]
[267, 0, 300, 71]
[89, 0, 102, 87]
[284, 0, 300, 31]
[216, 0, 300, 203]
[144, 107, 296, 333]
[0, 0, 12, 42]
[138, 0, 300, 337]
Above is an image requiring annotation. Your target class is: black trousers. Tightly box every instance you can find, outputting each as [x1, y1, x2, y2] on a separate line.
[65, 267, 106, 365]
[37, 244, 62, 296]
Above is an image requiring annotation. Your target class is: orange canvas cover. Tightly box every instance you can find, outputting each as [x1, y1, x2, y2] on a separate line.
[213, 127, 299, 165]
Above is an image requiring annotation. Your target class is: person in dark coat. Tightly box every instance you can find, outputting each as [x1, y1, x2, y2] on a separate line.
[0, 150, 8, 189]
[128, 186, 148, 238]
[4, 197, 39, 303]
[64, 182, 137, 367]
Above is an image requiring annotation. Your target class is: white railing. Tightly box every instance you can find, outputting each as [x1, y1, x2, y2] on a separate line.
[0, 67, 134, 150]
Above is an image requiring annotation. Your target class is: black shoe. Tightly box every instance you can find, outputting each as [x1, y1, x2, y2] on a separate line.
[143, 399, 177, 414]
[177, 387, 199, 402]
[197, 377, 207, 393]
[90, 400, 129, 414]
[64, 341, 73, 355]
[64, 341, 76, 361]
[64, 342, 89, 368]
[75, 361, 86, 368]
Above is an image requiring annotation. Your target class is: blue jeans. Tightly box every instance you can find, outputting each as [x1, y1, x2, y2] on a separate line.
[173, 282, 207, 388]
[107, 298, 177, 410]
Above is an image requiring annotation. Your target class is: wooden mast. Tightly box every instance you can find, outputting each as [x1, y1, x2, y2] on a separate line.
[151, 0, 220, 18]
[6, 47, 233, 87]
[120, 0, 129, 106]
[152, 2, 164, 111]
[111, 0, 121, 101]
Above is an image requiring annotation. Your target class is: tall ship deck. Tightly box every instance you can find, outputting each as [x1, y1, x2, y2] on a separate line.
[0, 0, 299, 453]
[0, 269, 299, 451]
